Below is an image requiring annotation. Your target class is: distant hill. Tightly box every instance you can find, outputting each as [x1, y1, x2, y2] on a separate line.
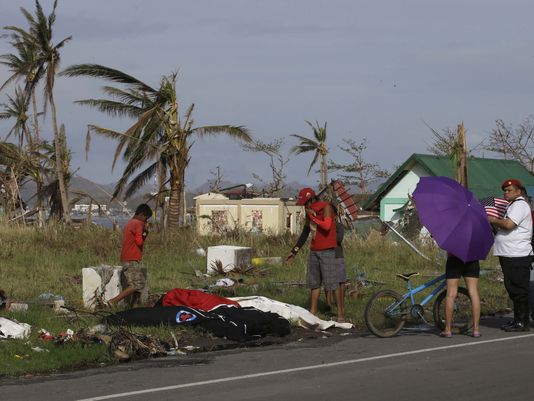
[18, 176, 323, 210]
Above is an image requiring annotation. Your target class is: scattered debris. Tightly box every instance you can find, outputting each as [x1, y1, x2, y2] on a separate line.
[109, 328, 168, 361]
[0, 317, 31, 339]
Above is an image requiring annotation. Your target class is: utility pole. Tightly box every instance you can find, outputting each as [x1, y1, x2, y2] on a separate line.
[455, 122, 468, 188]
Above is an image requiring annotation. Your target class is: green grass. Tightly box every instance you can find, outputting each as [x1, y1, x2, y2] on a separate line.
[0, 222, 510, 377]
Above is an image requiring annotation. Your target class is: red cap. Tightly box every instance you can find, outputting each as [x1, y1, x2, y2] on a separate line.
[501, 178, 524, 190]
[296, 187, 316, 206]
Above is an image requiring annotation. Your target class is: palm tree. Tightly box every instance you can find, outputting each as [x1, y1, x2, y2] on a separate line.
[0, 86, 31, 148]
[1, 37, 46, 225]
[4, 0, 72, 222]
[60, 64, 252, 229]
[291, 120, 329, 189]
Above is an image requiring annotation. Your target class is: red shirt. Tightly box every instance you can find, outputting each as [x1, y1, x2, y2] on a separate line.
[120, 218, 145, 262]
[309, 201, 337, 251]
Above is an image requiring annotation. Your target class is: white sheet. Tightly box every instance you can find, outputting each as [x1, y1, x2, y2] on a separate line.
[230, 295, 353, 330]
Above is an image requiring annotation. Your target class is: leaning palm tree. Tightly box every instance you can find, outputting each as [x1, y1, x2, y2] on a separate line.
[291, 120, 329, 189]
[60, 64, 252, 229]
[4, 0, 72, 222]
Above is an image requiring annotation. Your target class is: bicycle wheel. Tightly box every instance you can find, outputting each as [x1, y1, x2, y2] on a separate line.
[364, 290, 407, 338]
[433, 287, 473, 333]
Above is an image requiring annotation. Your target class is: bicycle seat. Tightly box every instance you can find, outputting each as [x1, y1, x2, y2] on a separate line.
[396, 272, 420, 281]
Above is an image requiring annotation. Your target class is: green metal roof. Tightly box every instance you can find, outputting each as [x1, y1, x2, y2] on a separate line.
[362, 153, 534, 210]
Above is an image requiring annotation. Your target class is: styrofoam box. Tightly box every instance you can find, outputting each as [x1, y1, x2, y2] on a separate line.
[207, 245, 253, 274]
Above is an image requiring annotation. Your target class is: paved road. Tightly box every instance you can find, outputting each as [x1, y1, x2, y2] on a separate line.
[2, 317, 534, 401]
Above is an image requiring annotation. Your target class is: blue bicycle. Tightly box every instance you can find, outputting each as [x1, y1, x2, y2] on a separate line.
[364, 271, 472, 338]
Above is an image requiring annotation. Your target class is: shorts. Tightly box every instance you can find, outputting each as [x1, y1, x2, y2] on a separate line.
[307, 249, 338, 290]
[122, 261, 146, 291]
[445, 256, 480, 279]
[336, 258, 347, 284]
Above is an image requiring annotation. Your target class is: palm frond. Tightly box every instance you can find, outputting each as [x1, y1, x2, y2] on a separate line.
[60, 64, 156, 93]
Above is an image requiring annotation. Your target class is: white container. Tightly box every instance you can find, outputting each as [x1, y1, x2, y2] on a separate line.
[206, 245, 253, 274]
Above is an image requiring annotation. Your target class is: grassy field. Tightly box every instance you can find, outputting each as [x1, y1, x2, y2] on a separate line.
[0, 221, 510, 377]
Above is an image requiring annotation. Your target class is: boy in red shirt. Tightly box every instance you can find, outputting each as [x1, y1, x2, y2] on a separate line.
[108, 204, 153, 307]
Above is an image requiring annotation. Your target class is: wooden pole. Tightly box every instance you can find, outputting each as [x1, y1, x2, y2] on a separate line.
[455, 122, 468, 187]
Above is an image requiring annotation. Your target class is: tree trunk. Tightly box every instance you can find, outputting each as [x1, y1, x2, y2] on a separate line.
[320, 152, 328, 190]
[167, 171, 182, 230]
[49, 92, 71, 223]
[31, 90, 45, 227]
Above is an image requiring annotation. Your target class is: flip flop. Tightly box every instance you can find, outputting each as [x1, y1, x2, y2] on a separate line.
[439, 331, 452, 338]
[472, 331, 481, 338]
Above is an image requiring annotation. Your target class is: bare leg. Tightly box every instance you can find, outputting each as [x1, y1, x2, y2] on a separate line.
[444, 279, 460, 333]
[108, 287, 137, 306]
[334, 285, 344, 321]
[325, 289, 332, 307]
[310, 288, 321, 315]
[464, 277, 481, 333]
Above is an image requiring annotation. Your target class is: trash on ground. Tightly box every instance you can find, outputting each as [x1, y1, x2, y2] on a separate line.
[0, 317, 31, 339]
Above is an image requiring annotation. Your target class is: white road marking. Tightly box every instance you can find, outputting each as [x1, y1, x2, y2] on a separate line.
[77, 333, 534, 401]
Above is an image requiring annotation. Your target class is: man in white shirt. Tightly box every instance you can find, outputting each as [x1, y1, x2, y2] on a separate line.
[489, 178, 533, 332]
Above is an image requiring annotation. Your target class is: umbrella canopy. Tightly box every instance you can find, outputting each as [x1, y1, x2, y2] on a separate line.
[412, 176, 494, 262]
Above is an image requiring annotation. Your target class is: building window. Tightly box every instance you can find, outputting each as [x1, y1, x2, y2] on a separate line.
[251, 210, 263, 231]
[211, 210, 228, 233]
[286, 213, 292, 229]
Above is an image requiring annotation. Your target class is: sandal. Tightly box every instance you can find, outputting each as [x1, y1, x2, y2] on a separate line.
[439, 331, 452, 338]
[472, 331, 481, 338]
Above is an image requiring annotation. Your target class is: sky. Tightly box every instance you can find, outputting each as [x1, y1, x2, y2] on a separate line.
[1, 0, 534, 192]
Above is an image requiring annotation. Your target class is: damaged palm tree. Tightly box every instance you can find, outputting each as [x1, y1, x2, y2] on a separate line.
[60, 65, 252, 229]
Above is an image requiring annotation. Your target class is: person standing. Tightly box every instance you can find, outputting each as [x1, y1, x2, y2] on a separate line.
[325, 216, 347, 322]
[440, 255, 481, 338]
[489, 179, 532, 332]
[108, 203, 153, 307]
[286, 188, 343, 322]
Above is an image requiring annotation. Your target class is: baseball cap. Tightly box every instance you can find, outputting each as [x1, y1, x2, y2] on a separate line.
[501, 178, 524, 190]
[296, 187, 316, 206]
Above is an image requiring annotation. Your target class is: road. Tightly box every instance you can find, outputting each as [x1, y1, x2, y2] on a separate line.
[2, 317, 534, 401]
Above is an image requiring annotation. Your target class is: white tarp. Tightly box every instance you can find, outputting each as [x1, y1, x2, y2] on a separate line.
[0, 317, 31, 339]
[230, 295, 353, 330]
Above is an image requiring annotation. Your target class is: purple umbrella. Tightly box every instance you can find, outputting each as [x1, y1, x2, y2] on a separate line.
[412, 176, 494, 262]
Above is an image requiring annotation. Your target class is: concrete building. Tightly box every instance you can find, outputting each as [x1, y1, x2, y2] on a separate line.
[195, 192, 303, 235]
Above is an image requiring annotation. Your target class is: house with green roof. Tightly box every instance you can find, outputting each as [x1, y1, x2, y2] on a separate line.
[362, 153, 534, 222]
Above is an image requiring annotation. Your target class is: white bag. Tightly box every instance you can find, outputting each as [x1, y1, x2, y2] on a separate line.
[0, 317, 31, 339]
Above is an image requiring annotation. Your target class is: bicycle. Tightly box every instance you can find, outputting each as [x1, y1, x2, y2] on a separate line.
[364, 271, 473, 338]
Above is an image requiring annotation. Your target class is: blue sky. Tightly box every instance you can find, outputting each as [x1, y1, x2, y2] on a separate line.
[1, 0, 534, 191]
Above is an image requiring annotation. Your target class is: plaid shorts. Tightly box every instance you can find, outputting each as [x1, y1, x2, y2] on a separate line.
[122, 261, 146, 291]
[306, 249, 338, 290]
[336, 257, 347, 284]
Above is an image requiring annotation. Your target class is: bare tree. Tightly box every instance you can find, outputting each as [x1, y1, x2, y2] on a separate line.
[208, 165, 223, 192]
[484, 116, 534, 173]
[426, 125, 458, 156]
[328, 138, 389, 194]
[242, 138, 289, 196]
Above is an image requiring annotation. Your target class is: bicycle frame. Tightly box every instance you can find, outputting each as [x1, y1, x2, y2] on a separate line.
[385, 273, 447, 318]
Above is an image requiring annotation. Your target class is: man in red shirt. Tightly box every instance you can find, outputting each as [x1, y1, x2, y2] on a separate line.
[108, 204, 153, 307]
[286, 188, 343, 322]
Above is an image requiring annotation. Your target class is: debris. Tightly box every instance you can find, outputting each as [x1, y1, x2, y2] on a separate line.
[0, 317, 31, 339]
[38, 329, 54, 341]
[9, 303, 28, 312]
[214, 278, 235, 287]
[31, 346, 49, 353]
[251, 257, 282, 266]
[109, 328, 168, 361]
